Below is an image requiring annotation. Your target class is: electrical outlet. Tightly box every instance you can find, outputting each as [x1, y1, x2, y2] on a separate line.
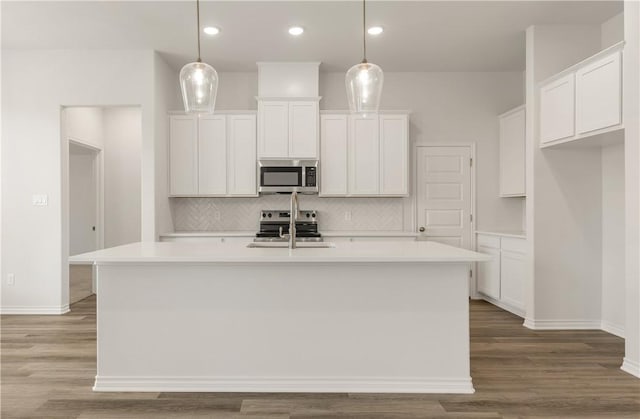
[7, 273, 15, 286]
[344, 211, 352, 221]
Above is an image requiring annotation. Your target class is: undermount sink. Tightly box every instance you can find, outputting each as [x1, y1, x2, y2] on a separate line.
[247, 242, 336, 249]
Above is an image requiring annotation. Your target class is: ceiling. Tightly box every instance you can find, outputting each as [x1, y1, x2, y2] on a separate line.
[1, 1, 623, 72]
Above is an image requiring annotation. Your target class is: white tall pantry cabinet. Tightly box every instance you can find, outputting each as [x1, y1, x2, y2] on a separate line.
[320, 113, 409, 197]
[169, 113, 257, 197]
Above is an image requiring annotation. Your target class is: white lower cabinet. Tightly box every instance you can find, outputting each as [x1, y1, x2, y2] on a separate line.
[477, 245, 500, 300]
[476, 233, 526, 317]
[319, 112, 409, 197]
[169, 113, 257, 197]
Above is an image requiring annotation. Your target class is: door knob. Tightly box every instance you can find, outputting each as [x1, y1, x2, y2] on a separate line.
[419, 227, 425, 232]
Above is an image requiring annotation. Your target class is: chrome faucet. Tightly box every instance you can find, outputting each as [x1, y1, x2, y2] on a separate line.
[278, 191, 300, 249]
[289, 191, 299, 249]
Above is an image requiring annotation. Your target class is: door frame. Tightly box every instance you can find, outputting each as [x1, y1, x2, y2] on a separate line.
[68, 138, 104, 252]
[413, 142, 477, 297]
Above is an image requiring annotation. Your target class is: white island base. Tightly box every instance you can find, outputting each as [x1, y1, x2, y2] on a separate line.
[72, 241, 488, 394]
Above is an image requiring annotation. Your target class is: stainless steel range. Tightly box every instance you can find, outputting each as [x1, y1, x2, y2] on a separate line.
[255, 209, 323, 242]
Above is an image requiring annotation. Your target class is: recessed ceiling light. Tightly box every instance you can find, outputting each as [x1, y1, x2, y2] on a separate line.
[203, 26, 220, 36]
[368, 26, 384, 35]
[288, 26, 304, 36]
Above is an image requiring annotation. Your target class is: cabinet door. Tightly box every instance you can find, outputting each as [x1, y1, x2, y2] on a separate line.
[198, 115, 227, 195]
[289, 101, 318, 159]
[320, 114, 348, 196]
[258, 101, 288, 158]
[540, 73, 575, 144]
[228, 115, 257, 196]
[379, 115, 408, 196]
[576, 50, 621, 135]
[477, 245, 501, 300]
[349, 116, 379, 195]
[169, 115, 198, 195]
[499, 107, 526, 197]
[500, 249, 525, 310]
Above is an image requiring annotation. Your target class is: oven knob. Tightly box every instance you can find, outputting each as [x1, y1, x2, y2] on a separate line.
[306, 213, 310, 218]
[268, 213, 272, 218]
[311, 212, 316, 218]
[262, 212, 266, 218]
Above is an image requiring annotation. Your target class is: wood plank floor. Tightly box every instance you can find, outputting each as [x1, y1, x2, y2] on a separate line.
[2, 296, 639, 418]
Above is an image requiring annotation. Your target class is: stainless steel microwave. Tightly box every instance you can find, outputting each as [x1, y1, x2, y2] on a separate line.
[258, 160, 318, 194]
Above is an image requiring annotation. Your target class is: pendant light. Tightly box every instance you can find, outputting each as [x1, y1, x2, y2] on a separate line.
[180, 0, 219, 114]
[345, 0, 384, 115]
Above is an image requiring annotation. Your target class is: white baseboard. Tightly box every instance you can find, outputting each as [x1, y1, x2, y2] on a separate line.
[478, 294, 524, 318]
[93, 376, 475, 394]
[0, 305, 70, 315]
[523, 318, 601, 330]
[601, 321, 625, 338]
[621, 358, 640, 378]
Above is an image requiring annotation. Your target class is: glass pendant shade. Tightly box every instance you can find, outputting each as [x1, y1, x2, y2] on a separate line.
[345, 61, 384, 116]
[180, 61, 219, 114]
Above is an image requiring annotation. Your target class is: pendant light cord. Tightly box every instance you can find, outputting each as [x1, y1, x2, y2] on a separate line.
[196, 0, 202, 62]
[362, 0, 367, 63]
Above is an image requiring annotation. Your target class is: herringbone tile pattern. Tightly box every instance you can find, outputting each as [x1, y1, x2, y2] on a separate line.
[172, 196, 406, 232]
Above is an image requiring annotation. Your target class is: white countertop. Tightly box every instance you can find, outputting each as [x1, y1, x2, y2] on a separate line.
[69, 240, 490, 264]
[475, 230, 526, 239]
[162, 231, 419, 238]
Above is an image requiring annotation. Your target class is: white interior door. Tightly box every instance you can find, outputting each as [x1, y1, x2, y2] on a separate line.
[69, 142, 98, 255]
[416, 146, 472, 249]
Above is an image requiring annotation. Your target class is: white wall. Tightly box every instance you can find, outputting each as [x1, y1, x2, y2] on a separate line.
[601, 142, 625, 337]
[154, 53, 181, 238]
[66, 107, 104, 148]
[175, 71, 526, 233]
[602, 12, 624, 49]
[623, 0, 640, 378]
[600, 12, 626, 339]
[103, 107, 142, 248]
[525, 25, 604, 326]
[1, 49, 156, 313]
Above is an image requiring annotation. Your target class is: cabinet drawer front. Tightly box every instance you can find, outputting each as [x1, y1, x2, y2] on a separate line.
[500, 250, 525, 310]
[501, 237, 526, 254]
[540, 73, 575, 144]
[576, 50, 621, 135]
[477, 234, 500, 249]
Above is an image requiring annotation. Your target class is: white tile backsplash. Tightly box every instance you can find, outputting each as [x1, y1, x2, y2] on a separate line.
[171, 196, 405, 232]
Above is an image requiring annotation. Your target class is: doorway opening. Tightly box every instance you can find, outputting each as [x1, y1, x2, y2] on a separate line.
[63, 106, 142, 307]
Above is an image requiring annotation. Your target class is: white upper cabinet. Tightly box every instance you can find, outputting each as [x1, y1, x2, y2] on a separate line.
[258, 99, 319, 159]
[540, 73, 575, 144]
[349, 116, 380, 195]
[499, 106, 526, 197]
[258, 101, 289, 158]
[319, 114, 348, 196]
[169, 113, 257, 197]
[379, 115, 408, 196]
[198, 115, 227, 195]
[289, 101, 319, 158]
[227, 115, 257, 196]
[576, 50, 621, 135]
[538, 43, 623, 148]
[169, 115, 198, 196]
[320, 112, 409, 197]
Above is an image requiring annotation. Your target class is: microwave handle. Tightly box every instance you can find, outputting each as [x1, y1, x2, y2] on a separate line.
[301, 166, 306, 187]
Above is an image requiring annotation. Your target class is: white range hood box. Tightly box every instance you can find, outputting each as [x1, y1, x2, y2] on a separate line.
[257, 62, 320, 98]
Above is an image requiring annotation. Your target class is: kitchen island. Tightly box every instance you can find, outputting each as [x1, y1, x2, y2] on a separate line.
[70, 240, 489, 394]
